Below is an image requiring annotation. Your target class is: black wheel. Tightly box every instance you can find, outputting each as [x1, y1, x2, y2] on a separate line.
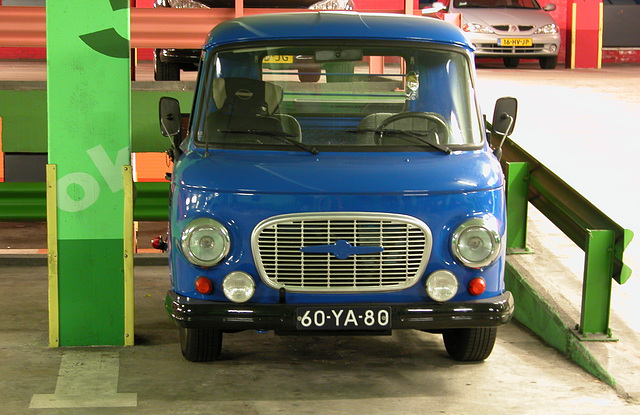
[442, 327, 497, 361]
[503, 57, 520, 68]
[154, 49, 180, 81]
[179, 327, 223, 362]
[539, 56, 557, 70]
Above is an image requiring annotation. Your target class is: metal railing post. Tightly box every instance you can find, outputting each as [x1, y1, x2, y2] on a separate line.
[505, 161, 531, 253]
[577, 229, 616, 339]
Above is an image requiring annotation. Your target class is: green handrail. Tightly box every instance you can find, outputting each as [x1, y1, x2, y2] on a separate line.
[0, 182, 46, 221]
[494, 134, 634, 339]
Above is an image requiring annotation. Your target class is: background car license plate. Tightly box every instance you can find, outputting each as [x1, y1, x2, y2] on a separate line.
[296, 306, 391, 330]
[499, 38, 533, 47]
[262, 55, 294, 64]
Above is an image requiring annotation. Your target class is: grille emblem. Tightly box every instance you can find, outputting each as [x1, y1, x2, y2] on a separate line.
[300, 239, 384, 260]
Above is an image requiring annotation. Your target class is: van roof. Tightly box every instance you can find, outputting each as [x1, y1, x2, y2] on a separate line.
[203, 11, 472, 51]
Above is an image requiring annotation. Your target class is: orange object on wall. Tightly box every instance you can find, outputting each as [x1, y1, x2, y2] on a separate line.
[133, 152, 172, 182]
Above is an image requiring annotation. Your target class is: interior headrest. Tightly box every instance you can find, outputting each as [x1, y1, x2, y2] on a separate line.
[212, 77, 283, 115]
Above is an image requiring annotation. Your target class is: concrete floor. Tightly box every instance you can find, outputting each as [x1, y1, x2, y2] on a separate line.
[2, 60, 640, 413]
[0, 263, 636, 415]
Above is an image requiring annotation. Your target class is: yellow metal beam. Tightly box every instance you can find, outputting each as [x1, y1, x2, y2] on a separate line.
[46, 164, 59, 347]
[123, 165, 135, 346]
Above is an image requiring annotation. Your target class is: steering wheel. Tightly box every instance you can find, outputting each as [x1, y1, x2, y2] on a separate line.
[376, 112, 449, 145]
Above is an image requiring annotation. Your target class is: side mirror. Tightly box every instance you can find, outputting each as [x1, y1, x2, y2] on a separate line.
[491, 97, 518, 160]
[422, 2, 446, 15]
[159, 97, 182, 138]
[543, 3, 556, 12]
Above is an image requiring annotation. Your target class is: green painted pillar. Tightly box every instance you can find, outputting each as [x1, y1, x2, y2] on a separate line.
[46, 0, 132, 346]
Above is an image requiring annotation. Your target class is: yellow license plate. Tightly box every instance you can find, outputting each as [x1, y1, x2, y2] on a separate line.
[499, 38, 533, 47]
[262, 55, 294, 64]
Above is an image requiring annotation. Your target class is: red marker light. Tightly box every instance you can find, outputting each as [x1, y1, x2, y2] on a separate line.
[468, 278, 486, 296]
[195, 277, 214, 294]
[151, 235, 167, 252]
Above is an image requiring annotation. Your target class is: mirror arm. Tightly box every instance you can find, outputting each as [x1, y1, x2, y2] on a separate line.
[493, 113, 514, 160]
[160, 116, 173, 138]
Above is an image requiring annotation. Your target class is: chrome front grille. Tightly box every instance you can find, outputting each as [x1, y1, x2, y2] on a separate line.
[252, 212, 432, 293]
[476, 43, 545, 54]
[492, 25, 534, 32]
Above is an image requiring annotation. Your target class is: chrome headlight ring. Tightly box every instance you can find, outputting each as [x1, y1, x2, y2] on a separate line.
[180, 217, 230, 267]
[451, 216, 501, 269]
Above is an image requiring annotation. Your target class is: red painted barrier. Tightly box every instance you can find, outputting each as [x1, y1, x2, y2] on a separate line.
[566, 0, 603, 69]
[0, 6, 420, 50]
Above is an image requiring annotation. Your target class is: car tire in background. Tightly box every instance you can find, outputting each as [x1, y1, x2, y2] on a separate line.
[154, 49, 181, 81]
[503, 57, 520, 68]
[539, 56, 558, 70]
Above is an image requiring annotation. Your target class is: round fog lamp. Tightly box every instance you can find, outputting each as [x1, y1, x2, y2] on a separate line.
[222, 272, 255, 303]
[426, 270, 458, 302]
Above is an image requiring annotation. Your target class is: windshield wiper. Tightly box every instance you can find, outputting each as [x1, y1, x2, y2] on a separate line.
[348, 128, 452, 154]
[218, 129, 319, 155]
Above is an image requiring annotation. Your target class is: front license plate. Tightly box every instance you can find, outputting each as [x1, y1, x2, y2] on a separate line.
[296, 306, 391, 330]
[499, 38, 533, 47]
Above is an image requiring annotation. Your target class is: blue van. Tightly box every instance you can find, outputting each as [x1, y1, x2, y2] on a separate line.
[159, 11, 516, 362]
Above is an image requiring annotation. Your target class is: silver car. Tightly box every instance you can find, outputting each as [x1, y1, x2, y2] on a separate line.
[429, 0, 560, 69]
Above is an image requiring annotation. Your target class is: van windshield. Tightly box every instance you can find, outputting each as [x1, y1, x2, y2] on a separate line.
[193, 42, 483, 152]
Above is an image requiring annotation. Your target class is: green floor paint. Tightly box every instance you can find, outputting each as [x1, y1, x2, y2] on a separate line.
[57, 239, 125, 346]
[504, 261, 617, 388]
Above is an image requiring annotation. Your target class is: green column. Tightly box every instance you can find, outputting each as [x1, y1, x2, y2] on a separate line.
[46, 0, 131, 346]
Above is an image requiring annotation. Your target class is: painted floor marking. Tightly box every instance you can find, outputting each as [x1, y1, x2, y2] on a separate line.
[29, 351, 137, 408]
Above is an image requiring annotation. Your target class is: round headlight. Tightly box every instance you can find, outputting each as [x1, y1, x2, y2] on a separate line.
[426, 270, 458, 302]
[223, 272, 256, 303]
[451, 216, 501, 268]
[181, 217, 230, 267]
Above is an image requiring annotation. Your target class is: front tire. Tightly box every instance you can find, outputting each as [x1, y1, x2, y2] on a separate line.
[179, 327, 223, 362]
[442, 327, 497, 361]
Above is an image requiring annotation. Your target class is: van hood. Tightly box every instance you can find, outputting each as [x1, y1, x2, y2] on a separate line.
[176, 149, 503, 195]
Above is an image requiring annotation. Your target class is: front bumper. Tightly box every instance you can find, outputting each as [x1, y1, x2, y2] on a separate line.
[467, 33, 560, 58]
[165, 291, 514, 333]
